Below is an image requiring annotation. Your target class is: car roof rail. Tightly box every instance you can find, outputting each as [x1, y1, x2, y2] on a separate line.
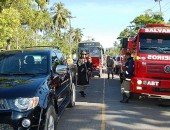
[24, 46, 60, 50]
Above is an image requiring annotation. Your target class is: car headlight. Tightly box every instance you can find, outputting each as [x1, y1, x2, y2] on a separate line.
[10, 97, 39, 111]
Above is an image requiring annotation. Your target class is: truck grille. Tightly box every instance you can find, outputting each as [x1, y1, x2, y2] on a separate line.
[0, 124, 13, 130]
[0, 99, 9, 110]
[152, 88, 170, 93]
[147, 63, 166, 74]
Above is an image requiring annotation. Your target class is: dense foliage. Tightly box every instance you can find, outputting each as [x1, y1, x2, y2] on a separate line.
[0, 0, 83, 56]
[114, 9, 167, 55]
[0, 1, 169, 56]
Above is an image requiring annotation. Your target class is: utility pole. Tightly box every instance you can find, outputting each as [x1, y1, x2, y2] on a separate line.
[154, 0, 162, 13]
[68, 16, 76, 58]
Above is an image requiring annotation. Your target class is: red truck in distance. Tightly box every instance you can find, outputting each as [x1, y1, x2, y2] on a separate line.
[77, 42, 104, 77]
[124, 24, 170, 100]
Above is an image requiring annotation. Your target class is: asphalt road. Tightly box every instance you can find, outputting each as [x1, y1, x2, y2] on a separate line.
[57, 72, 170, 130]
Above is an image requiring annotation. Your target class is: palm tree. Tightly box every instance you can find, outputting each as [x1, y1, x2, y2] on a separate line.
[72, 28, 84, 43]
[70, 28, 84, 54]
[52, 2, 70, 33]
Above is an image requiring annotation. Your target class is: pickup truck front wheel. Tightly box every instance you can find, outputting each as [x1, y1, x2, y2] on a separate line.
[44, 105, 57, 130]
[68, 83, 76, 108]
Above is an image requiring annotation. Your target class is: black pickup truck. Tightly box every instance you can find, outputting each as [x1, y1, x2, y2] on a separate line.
[0, 47, 76, 130]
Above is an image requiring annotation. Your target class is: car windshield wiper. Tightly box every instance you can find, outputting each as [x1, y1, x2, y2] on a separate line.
[140, 46, 162, 53]
[158, 47, 170, 54]
[0, 72, 36, 76]
[140, 46, 157, 50]
[0, 73, 12, 76]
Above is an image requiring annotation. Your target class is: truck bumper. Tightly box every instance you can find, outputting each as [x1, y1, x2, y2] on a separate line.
[130, 77, 170, 99]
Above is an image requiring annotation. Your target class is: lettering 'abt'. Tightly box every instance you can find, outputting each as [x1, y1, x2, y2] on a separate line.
[147, 81, 159, 86]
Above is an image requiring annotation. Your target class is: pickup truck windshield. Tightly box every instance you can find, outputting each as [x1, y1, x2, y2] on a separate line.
[0, 52, 48, 75]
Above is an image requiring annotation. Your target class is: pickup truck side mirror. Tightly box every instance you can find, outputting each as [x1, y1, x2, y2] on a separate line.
[55, 65, 67, 74]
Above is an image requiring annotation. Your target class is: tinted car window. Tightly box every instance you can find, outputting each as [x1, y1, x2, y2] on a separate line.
[0, 52, 48, 74]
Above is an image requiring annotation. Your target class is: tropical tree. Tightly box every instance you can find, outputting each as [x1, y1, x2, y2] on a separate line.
[0, 0, 81, 56]
[118, 28, 131, 39]
[0, 8, 21, 49]
[116, 10, 165, 55]
[51, 2, 70, 33]
[72, 28, 84, 54]
[0, 0, 52, 49]
[118, 10, 164, 39]
[130, 9, 164, 31]
[72, 28, 83, 43]
[35, 0, 48, 10]
[50, 2, 72, 55]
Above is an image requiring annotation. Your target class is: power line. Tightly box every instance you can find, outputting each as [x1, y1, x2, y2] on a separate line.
[163, 7, 170, 13]
[162, 2, 170, 8]
[150, 3, 158, 10]
[162, 2, 170, 13]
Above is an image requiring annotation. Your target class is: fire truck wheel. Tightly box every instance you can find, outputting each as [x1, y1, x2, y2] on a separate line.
[129, 93, 140, 100]
[99, 71, 102, 78]
[158, 99, 170, 106]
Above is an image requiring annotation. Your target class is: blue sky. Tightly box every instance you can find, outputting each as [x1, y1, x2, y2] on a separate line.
[49, 0, 170, 48]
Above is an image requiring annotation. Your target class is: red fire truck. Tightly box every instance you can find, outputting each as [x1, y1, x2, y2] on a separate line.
[120, 37, 134, 73]
[127, 24, 170, 99]
[77, 41, 104, 77]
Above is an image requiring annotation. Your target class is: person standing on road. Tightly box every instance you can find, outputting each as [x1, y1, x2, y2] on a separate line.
[87, 57, 93, 79]
[106, 55, 114, 79]
[120, 52, 134, 103]
[77, 51, 89, 97]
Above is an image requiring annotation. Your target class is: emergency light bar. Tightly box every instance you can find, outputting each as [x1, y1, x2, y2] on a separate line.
[146, 24, 170, 27]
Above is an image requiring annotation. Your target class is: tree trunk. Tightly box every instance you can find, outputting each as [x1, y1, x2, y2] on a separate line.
[16, 37, 19, 49]
[6, 39, 11, 50]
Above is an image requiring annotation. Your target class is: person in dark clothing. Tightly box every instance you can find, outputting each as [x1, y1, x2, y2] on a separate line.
[87, 57, 93, 79]
[77, 51, 89, 97]
[106, 55, 114, 79]
[120, 52, 134, 103]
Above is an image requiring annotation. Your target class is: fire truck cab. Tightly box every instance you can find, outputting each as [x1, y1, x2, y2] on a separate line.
[130, 24, 170, 99]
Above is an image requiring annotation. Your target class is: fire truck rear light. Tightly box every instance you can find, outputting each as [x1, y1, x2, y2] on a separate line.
[137, 86, 142, 90]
